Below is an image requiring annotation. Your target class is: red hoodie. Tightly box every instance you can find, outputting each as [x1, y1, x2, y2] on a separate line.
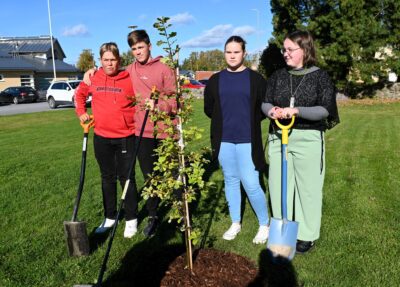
[126, 56, 177, 139]
[75, 68, 135, 138]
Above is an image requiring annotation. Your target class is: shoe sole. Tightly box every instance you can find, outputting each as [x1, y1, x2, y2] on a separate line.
[222, 232, 240, 240]
[124, 232, 137, 239]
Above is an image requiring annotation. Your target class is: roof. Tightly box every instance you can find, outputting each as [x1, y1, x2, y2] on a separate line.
[21, 56, 78, 73]
[0, 36, 66, 59]
[0, 54, 78, 73]
[0, 53, 35, 70]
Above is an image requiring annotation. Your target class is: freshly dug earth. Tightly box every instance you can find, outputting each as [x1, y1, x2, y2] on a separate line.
[160, 248, 258, 287]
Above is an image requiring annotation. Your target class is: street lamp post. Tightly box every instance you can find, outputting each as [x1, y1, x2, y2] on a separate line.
[251, 8, 261, 69]
[47, 0, 57, 81]
[251, 8, 260, 48]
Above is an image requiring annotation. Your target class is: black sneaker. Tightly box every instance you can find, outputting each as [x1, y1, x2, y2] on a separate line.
[143, 216, 158, 237]
[296, 240, 315, 254]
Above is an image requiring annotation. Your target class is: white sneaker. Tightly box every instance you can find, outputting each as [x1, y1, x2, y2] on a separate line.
[124, 219, 138, 238]
[95, 218, 116, 234]
[222, 222, 241, 240]
[253, 225, 269, 244]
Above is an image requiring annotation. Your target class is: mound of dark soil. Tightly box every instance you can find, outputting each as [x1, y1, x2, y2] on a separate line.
[160, 248, 258, 287]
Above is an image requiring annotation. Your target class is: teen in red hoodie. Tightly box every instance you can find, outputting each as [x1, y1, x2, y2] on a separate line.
[75, 42, 138, 238]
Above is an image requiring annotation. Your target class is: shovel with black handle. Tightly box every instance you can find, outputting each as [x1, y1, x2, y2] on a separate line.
[267, 116, 299, 262]
[64, 116, 95, 257]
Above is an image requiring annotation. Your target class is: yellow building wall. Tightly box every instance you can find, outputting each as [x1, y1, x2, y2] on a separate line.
[0, 70, 80, 91]
[0, 71, 34, 91]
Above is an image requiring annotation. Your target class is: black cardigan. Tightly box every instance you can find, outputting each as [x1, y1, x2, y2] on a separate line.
[204, 68, 267, 171]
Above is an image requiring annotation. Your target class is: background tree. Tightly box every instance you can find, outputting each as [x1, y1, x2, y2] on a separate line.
[262, 0, 400, 96]
[259, 41, 286, 79]
[120, 50, 135, 67]
[76, 49, 95, 72]
[181, 49, 256, 72]
[181, 50, 225, 71]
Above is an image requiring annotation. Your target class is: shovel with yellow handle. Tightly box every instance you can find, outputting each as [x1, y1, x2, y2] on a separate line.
[267, 116, 299, 262]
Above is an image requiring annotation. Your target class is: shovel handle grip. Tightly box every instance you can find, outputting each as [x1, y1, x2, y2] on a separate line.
[80, 115, 95, 133]
[275, 117, 295, 145]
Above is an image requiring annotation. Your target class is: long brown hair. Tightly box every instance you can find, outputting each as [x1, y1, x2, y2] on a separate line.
[285, 30, 316, 66]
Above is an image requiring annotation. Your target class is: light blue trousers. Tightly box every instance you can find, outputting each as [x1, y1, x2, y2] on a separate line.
[218, 142, 269, 226]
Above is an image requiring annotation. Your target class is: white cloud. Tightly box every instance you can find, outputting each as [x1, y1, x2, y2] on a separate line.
[169, 12, 195, 25]
[62, 24, 89, 37]
[181, 24, 256, 48]
[232, 25, 256, 37]
[181, 24, 233, 48]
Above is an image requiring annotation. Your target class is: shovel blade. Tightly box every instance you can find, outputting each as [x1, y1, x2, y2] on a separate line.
[64, 221, 90, 257]
[267, 217, 298, 261]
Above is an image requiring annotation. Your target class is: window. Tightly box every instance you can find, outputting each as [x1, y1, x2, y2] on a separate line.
[51, 83, 63, 89]
[0, 74, 4, 81]
[20, 74, 34, 87]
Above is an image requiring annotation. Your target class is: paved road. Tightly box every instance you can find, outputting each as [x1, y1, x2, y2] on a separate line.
[0, 101, 74, 116]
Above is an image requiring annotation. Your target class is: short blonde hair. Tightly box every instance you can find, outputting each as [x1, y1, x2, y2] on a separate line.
[99, 42, 120, 60]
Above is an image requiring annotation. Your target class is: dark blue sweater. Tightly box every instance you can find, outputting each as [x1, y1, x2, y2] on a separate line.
[204, 67, 267, 171]
[219, 68, 251, 143]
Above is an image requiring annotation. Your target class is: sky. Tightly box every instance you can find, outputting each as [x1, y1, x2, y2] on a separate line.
[0, 0, 273, 66]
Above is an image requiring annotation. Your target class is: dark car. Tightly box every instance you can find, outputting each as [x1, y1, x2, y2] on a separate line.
[0, 86, 39, 104]
[181, 79, 206, 89]
[198, 79, 209, 86]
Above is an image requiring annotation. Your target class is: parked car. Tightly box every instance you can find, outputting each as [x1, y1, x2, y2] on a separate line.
[198, 79, 209, 86]
[0, 86, 39, 104]
[181, 79, 206, 89]
[46, 80, 90, 109]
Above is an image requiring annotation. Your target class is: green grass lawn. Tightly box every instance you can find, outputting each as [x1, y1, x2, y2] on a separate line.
[0, 100, 399, 287]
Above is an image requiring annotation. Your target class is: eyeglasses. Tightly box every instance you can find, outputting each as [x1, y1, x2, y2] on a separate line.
[281, 47, 301, 55]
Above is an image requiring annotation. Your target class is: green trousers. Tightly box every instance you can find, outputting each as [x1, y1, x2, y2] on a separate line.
[268, 129, 325, 241]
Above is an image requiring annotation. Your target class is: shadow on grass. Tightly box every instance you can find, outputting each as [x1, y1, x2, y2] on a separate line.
[88, 210, 133, 255]
[192, 152, 226, 248]
[248, 249, 298, 287]
[102, 221, 185, 287]
[88, 229, 111, 254]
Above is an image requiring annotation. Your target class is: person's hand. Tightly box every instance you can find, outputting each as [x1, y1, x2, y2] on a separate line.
[79, 113, 91, 123]
[281, 107, 299, 119]
[83, 68, 96, 85]
[268, 106, 283, 119]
